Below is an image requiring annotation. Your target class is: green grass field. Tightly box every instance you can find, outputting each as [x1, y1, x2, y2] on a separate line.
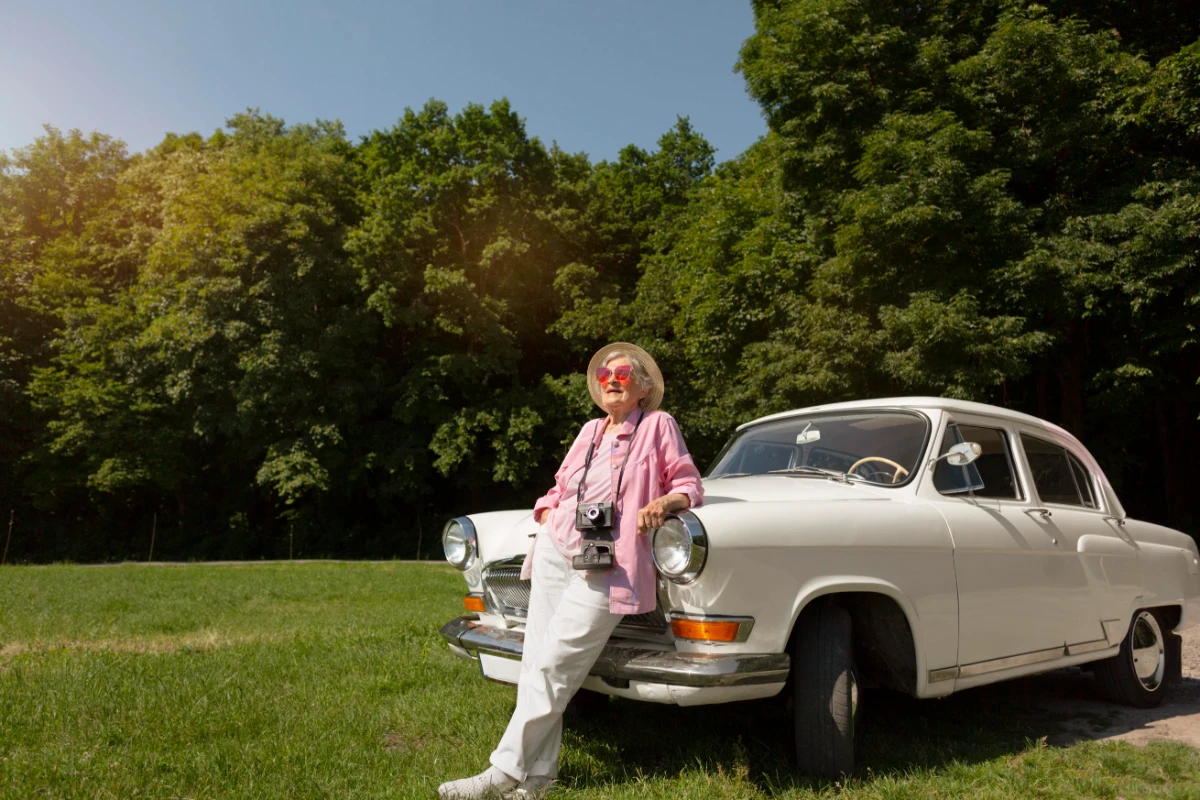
[2, 562, 1198, 799]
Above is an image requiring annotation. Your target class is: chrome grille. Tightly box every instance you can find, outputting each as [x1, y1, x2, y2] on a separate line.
[623, 605, 668, 630]
[480, 556, 669, 631]
[482, 562, 530, 618]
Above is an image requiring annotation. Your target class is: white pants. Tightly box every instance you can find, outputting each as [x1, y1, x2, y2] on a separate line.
[489, 528, 624, 781]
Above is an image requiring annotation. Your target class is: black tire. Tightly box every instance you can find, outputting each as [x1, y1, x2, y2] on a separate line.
[793, 605, 857, 777]
[1094, 608, 1180, 708]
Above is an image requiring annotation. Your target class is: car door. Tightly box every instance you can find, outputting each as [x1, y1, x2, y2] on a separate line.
[918, 414, 1086, 671]
[1015, 430, 1138, 652]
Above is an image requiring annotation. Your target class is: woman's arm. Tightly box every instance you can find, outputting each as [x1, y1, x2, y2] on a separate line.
[637, 413, 704, 535]
[637, 493, 690, 535]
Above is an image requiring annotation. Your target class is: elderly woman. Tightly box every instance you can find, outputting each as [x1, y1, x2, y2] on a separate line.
[438, 343, 704, 799]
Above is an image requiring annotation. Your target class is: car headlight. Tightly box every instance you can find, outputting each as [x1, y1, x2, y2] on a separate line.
[651, 511, 707, 584]
[442, 517, 477, 570]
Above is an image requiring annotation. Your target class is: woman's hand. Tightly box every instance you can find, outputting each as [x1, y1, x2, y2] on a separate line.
[637, 493, 689, 535]
[536, 509, 549, 525]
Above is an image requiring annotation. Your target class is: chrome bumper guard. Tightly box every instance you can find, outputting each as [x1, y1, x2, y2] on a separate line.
[439, 615, 790, 688]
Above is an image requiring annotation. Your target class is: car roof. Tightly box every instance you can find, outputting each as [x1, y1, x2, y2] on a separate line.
[732, 395, 1124, 517]
[737, 396, 1056, 431]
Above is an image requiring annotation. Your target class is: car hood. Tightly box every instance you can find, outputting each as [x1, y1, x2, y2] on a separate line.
[699, 474, 899, 505]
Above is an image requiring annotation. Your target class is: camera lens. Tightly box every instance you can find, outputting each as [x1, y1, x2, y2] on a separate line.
[586, 506, 601, 521]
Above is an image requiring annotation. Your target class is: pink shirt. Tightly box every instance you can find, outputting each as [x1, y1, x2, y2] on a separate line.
[523, 409, 704, 615]
[546, 432, 620, 560]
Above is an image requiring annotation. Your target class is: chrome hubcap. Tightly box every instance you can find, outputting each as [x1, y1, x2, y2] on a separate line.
[1130, 611, 1165, 691]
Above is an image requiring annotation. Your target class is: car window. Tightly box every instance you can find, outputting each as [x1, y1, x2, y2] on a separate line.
[736, 442, 795, 473]
[808, 447, 856, 472]
[934, 424, 1020, 499]
[706, 410, 929, 486]
[1021, 434, 1096, 508]
[1066, 450, 1097, 508]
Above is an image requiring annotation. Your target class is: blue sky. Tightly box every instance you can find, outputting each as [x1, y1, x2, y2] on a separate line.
[1, 1, 766, 164]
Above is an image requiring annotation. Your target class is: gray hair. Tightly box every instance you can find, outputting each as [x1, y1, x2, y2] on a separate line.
[602, 350, 653, 400]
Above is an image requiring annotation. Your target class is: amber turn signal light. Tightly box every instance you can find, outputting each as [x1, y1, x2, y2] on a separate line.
[463, 594, 486, 613]
[671, 617, 741, 642]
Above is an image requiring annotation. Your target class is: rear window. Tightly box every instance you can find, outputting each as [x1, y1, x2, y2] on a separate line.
[1020, 435, 1097, 508]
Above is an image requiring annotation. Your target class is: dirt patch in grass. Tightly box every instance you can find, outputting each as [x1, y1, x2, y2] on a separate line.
[0, 630, 274, 658]
[383, 730, 428, 754]
[1029, 625, 1200, 749]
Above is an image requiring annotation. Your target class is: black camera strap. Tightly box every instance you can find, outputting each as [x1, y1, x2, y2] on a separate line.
[576, 409, 646, 507]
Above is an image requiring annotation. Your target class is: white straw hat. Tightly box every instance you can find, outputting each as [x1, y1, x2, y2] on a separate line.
[586, 342, 664, 413]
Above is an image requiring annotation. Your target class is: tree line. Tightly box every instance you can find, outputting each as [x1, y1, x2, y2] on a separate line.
[1, 0, 1197, 562]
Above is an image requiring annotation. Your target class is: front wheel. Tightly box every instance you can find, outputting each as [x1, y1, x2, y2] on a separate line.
[792, 605, 857, 777]
[564, 687, 610, 717]
[1094, 608, 1181, 708]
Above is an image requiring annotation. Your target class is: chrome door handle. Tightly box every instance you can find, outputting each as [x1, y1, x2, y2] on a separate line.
[1024, 507, 1053, 519]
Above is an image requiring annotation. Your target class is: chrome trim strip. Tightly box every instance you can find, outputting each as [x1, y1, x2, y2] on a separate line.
[928, 667, 958, 683]
[929, 644, 1076, 683]
[668, 613, 756, 643]
[1066, 639, 1112, 656]
[957, 645, 1066, 678]
[439, 616, 790, 688]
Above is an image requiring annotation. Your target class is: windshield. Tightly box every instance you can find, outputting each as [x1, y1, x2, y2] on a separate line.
[705, 410, 930, 487]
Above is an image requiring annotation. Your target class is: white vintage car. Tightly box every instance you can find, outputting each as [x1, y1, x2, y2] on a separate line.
[439, 397, 1200, 776]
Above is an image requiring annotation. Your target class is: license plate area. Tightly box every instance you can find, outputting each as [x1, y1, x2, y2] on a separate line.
[479, 652, 522, 685]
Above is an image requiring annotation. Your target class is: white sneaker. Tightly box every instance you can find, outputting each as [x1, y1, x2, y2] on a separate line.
[437, 766, 519, 800]
[506, 775, 554, 799]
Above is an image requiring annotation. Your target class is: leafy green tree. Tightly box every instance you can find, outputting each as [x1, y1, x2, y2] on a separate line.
[350, 99, 573, 503]
[0, 128, 130, 553]
[552, 118, 716, 352]
[680, 0, 1200, 529]
[26, 113, 379, 557]
[5, 17, 1198, 558]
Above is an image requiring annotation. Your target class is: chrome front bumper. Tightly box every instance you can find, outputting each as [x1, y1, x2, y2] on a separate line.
[439, 615, 791, 688]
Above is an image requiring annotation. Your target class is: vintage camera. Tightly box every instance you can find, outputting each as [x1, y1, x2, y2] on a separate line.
[575, 501, 614, 531]
[573, 502, 615, 570]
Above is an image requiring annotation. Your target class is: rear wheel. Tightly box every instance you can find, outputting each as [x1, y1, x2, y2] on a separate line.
[792, 605, 857, 777]
[1094, 608, 1180, 708]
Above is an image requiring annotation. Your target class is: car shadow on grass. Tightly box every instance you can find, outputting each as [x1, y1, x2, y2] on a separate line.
[558, 667, 1200, 795]
[1007, 668, 1200, 747]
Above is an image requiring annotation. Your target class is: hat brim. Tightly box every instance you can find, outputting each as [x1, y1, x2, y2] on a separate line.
[587, 342, 664, 414]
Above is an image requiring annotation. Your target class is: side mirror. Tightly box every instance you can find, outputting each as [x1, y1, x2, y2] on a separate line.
[931, 441, 982, 468]
[946, 441, 982, 466]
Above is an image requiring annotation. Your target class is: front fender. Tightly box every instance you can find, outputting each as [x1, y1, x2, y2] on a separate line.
[788, 575, 945, 698]
[453, 509, 537, 597]
[666, 498, 958, 697]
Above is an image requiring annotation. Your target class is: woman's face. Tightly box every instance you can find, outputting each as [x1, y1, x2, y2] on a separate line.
[598, 356, 649, 418]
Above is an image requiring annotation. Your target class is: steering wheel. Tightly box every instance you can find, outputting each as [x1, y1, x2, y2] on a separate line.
[848, 456, 910, 484]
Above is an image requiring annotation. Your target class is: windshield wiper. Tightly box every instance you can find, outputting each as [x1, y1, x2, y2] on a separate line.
[709, 472, 752, 480]
[768, 466, 866, 483]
